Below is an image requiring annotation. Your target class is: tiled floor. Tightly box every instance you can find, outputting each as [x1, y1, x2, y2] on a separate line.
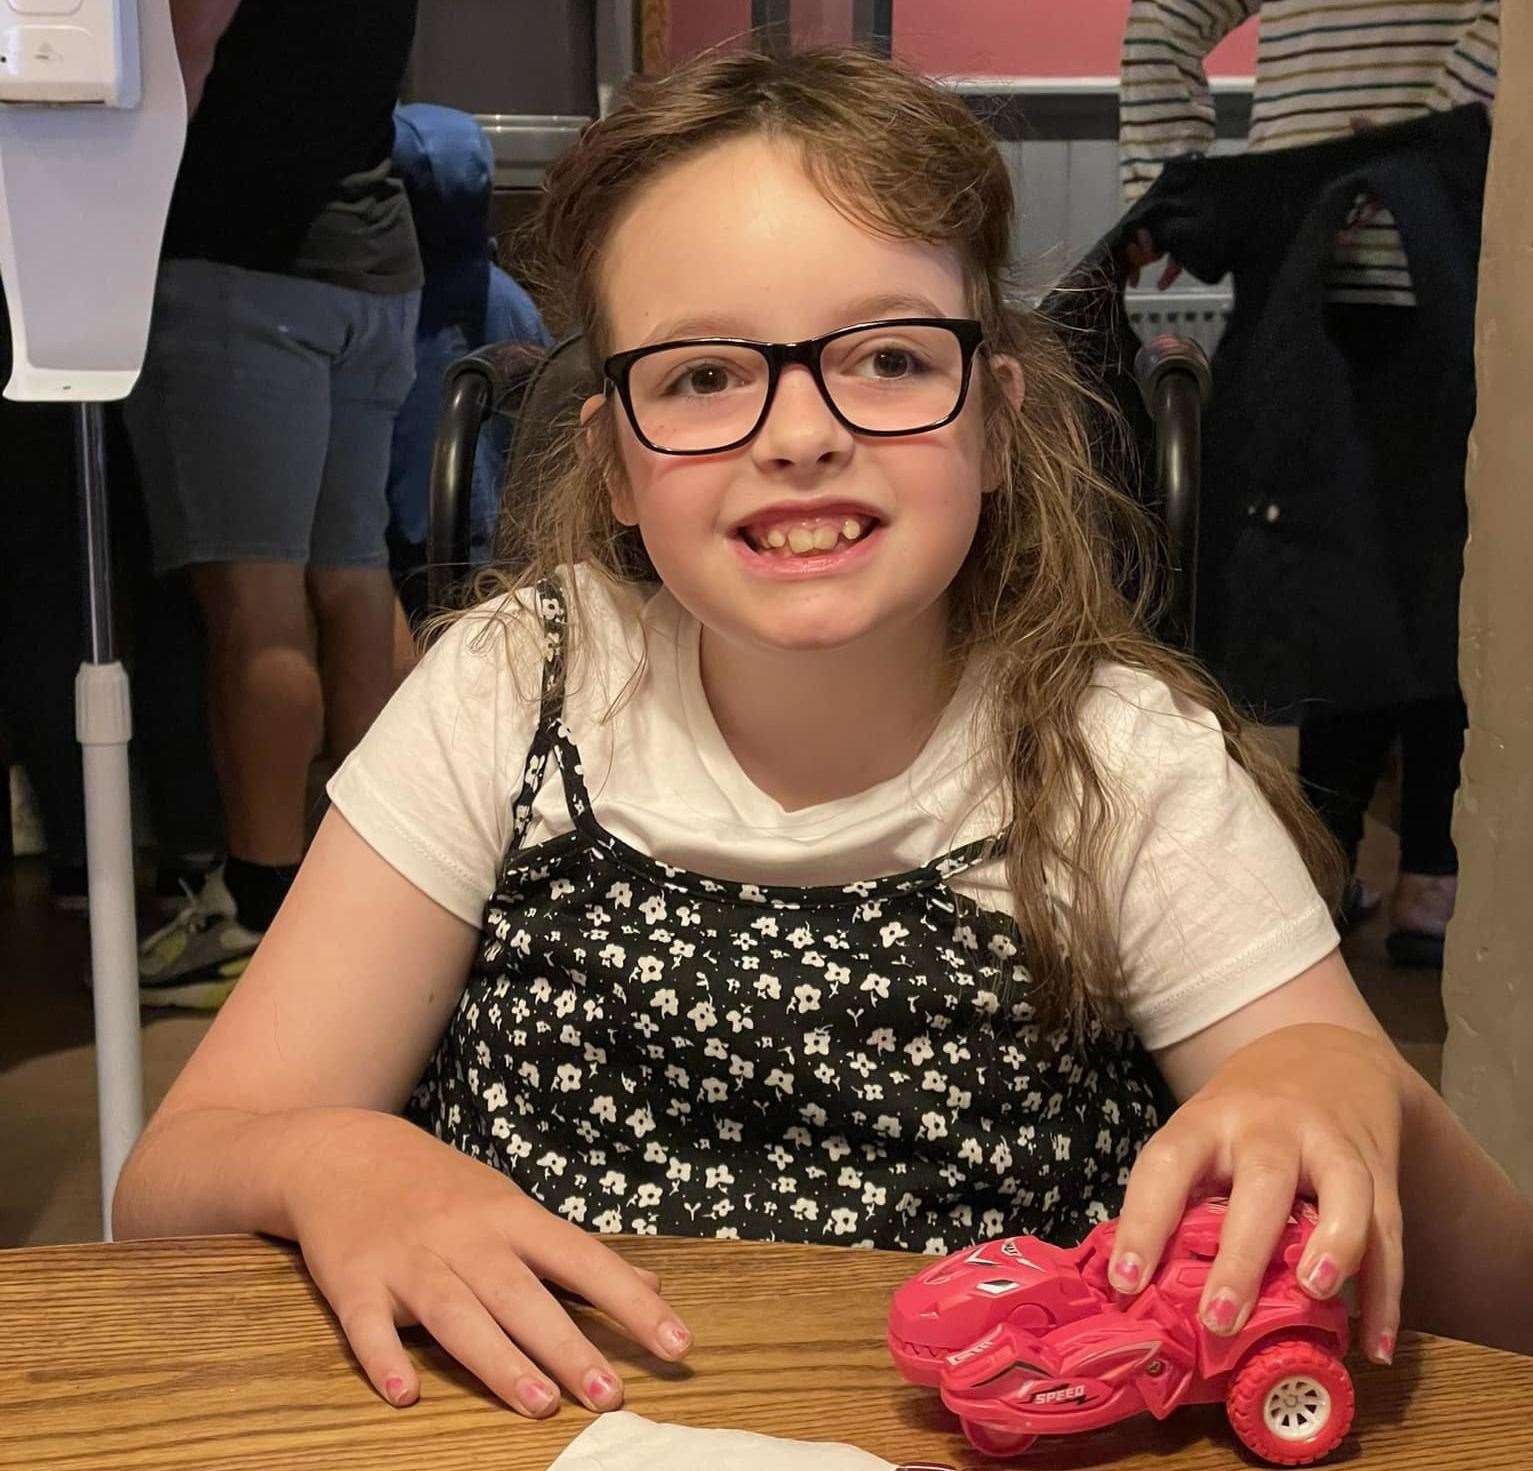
[0, 816, 1445, 1249]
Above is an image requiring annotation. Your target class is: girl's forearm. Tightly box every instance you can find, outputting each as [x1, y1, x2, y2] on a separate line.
[112, 1104, 400, 1243]
[1398, 1070, 1533, 1355]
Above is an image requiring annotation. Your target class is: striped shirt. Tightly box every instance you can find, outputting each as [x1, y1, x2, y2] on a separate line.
[1120, 0, 1499, 304]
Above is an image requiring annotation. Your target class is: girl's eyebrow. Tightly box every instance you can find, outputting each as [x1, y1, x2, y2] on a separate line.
[640, 292, 952, 347]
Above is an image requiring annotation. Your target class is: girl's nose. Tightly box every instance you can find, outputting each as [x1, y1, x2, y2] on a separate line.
[750, 363, 853, 470]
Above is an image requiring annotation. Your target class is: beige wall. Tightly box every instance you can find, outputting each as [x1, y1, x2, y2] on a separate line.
[1441, 1, 1533, 1194]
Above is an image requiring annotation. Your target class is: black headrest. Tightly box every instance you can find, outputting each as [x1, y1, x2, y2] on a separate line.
[454, 334, 598, 569]
[493, 334, 599, 490]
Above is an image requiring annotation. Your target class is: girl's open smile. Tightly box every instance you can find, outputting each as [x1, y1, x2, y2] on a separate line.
[732, 500, 885, 576]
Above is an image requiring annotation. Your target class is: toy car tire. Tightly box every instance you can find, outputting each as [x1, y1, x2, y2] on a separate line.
[1226, 1337, 1355, 1466]
[958, 1419, 1038, 1459]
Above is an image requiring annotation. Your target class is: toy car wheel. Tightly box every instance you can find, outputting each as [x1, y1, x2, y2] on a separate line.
[958, 1420, 1038, 1458]
[1226, 1338, 1355, 1466]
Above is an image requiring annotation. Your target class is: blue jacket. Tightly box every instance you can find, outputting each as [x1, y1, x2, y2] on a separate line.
[387, 104, 550, 563]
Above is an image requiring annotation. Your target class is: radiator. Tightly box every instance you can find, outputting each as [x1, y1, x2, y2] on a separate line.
[1124, 287, 1234, 359]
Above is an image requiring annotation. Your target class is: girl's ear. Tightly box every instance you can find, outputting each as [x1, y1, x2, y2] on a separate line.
[981, 355, 1025, 494]
[581, 394, 639, 526]
[609, 478, 639, 527]
[990, 353, 1025, 410]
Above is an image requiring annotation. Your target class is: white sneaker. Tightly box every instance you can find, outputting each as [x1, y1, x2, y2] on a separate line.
[138, 865, 263, 1010]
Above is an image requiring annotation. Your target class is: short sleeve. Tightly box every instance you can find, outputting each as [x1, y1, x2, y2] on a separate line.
[326, 597, 542, 926]
[1082, 667, 1340, 1050]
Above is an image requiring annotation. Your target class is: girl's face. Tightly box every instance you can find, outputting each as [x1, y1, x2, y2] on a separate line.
[589, 134, 1004, 659]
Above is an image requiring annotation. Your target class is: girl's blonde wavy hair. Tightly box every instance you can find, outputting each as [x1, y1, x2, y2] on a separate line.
[467, 44, 1343, 1036]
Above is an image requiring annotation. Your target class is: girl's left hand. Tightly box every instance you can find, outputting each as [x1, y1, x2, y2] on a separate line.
[1107, 1023, 1407, 1365]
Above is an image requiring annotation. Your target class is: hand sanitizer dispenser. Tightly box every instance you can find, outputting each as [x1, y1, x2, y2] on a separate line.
[0, 0, 183, 1239]
[0, 0, 141, 108]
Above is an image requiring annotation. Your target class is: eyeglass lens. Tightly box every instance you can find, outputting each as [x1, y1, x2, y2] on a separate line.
[625, 323, 968, 452]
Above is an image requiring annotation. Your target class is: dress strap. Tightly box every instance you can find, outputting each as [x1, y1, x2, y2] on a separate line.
[507, 575, 1010, 884]
[506, 578, 572, 855]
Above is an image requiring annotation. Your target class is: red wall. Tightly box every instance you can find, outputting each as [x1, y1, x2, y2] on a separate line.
[895, 0, 1256, 78]
[668, 0, 751, 58]
[667, 1, 1257, 78]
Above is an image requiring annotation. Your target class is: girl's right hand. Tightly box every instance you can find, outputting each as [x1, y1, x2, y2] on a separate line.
[283, 1109, 693, 1417]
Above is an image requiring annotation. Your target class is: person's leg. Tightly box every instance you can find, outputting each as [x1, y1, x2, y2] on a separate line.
[1395, 695, 1467, 876]
[307, 565, 407, 761]
[123, 262, 342, 1002]
[393, 599, 420, 688]
[308, 285, 421, 762]
[130, 571, 226, 882]
[130, 561, 318, 1008]
[189, 561, 321, 864]
[107, 404, 225, 904]
[1387, 695, 1467, 961]
[1298, 702, 1399, 875]
[131, 560, 324, 1007]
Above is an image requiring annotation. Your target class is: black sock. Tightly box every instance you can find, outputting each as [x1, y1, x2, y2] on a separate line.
[155, 850, 219, 896]
[223, 855, 298, 932]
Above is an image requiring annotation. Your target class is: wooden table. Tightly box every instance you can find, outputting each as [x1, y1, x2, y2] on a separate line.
[1, 1235, 1530, 1470]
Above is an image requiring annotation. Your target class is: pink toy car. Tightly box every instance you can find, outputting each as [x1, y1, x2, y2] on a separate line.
[889, 1199, 1354, 1466]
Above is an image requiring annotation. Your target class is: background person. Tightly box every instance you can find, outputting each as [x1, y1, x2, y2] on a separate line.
[126, 0, 424, 1008]
[1118, 0, 1500, 967]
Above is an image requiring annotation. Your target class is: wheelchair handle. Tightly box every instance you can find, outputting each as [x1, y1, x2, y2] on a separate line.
[427, 365, 492, 616]
[426, 338, 589, 617]
[1135, 334, 1210, 648]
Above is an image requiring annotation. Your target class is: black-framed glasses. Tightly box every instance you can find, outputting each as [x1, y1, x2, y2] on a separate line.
[602, 317, 985, 456]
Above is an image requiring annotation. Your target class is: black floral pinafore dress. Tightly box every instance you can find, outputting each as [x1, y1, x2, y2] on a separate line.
[408, 584, 1165, 1252]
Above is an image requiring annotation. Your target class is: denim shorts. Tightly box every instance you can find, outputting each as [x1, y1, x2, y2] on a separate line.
[124, 259, 420, 573]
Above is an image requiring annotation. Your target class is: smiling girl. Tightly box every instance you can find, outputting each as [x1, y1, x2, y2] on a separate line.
[115, 46, 1533, 1425]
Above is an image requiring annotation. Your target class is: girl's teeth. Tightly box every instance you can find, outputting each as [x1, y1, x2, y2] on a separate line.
[751, 519, 873, 555]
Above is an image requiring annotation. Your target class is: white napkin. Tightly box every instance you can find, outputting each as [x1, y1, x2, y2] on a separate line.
[549, 1410, 900, 1470]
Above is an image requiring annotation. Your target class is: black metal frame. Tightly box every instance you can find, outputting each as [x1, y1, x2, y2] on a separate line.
[425, 339, 565, 614]
[427, 371, 489, 611]
[1134, 336, 1212, 647]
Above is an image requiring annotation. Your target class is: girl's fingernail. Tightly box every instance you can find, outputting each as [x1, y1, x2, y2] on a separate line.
[583, 1369, 622, 1410]
[1203, 1291, 1241, 1334]
[517, 1376, 558, 1415]
[1374, 1332, 1396, 1366]
[1304, 1254, 1341, 1297]
[658, 1320, 692, 1356]
[1111, 1254, 1143, 1291]
[384, 1374, 408, 1405]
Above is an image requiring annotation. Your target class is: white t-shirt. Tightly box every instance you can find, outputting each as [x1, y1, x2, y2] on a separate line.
[329, 567, 1337, 1050]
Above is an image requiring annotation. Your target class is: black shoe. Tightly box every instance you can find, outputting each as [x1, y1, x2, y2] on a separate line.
[1385, 929, 1445, 969]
